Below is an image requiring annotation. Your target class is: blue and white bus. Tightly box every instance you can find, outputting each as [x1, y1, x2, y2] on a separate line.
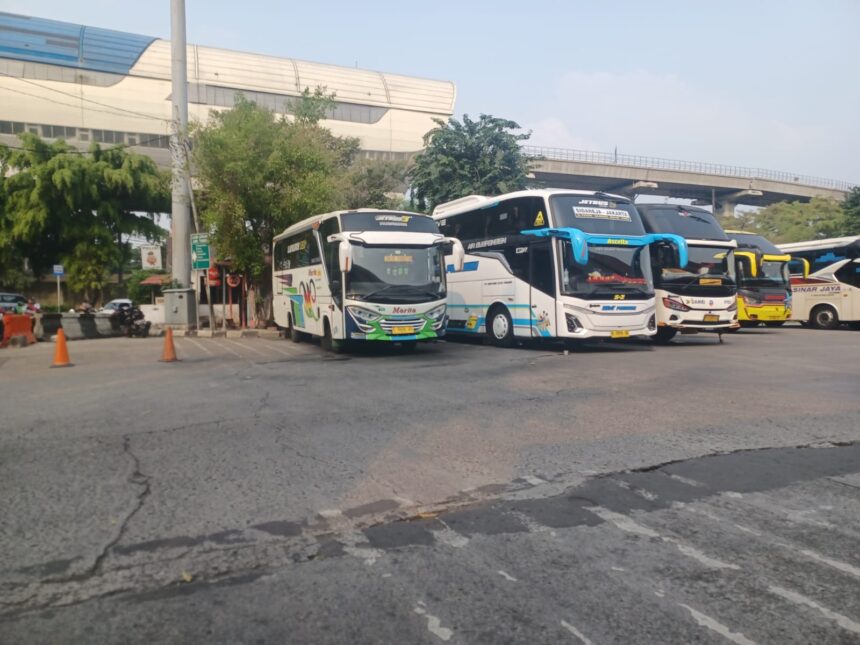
[432, 190, 688, 346]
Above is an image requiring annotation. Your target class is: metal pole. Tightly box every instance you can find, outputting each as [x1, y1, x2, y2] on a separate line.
[170, 0, 191, 287]
[221, 267, 227, 331]
[56, 275, 61, 310]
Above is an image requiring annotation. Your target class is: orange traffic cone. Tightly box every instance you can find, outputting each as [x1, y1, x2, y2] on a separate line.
[159, 327, 179, 362]
[50, 328, 73, 368]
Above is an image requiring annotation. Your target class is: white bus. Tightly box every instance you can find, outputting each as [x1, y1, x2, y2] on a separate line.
[638, 204, 738, 343]
[779, 236, 860, 329]
[432, 190, 688, 346]
[273, 210, 464, 351]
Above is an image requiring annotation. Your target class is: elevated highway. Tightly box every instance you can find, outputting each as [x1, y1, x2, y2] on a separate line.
[524, 146, 854, 215]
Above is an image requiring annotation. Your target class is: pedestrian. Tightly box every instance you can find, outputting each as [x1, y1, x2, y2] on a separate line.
[25, 298, 40, 315]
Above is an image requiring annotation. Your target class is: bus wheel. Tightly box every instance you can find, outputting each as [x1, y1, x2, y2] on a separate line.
[321, 319, 343, 353]
[810, 305, 839, 330]
[486, 305, 514, 348]
[763, 321, 785, 327]
[289, 316, 303, 343]
[652, 327, 677, 344]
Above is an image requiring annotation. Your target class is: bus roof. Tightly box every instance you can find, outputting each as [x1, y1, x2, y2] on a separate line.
[725, 230, 783, 255]
[778, 235, 860, 253]
[273, 209, 433, 241]
[431, 189, 631, 218]
[637, 203, 730, 242]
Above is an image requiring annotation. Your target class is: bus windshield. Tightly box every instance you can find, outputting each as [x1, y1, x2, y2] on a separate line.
[742, 259, 789, 289]
[559, 242, 653, 298]
[549, 195, 646, 235]
[657, 246, 735, 288]
[345, 245, 445, 304]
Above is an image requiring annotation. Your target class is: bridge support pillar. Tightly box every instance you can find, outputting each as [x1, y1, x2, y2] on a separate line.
[718, 201, 736, 219]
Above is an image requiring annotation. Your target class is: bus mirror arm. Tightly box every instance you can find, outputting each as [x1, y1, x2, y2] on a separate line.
[338, 240, 352, 273]
[442, 237, 465, 272]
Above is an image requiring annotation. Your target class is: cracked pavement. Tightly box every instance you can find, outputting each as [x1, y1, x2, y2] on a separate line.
[0, 326, 858, 643]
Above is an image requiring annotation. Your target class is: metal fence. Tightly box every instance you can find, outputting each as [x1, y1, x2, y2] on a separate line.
[522, 145, 856, 192]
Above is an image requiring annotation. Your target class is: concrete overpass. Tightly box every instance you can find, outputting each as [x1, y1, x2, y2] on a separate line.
[523, 146, 855, 215]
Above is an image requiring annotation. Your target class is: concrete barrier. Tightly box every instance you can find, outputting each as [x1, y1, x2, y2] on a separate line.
[58, 312, 123, 340]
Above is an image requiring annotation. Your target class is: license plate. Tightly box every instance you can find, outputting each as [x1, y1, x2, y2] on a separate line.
[391, 325, 415, 335]
[610, 330, 630, 339]
[703, 314, 719, 322]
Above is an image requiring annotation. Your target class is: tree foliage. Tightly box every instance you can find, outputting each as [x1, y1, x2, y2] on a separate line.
[408, 114, 531, 212]
[193, 94, 359, 283]
[0, 134, 168, 299]
[842, 186, 860, 235]
[339, 159, 407, 210]
[719, 197, 846, 243]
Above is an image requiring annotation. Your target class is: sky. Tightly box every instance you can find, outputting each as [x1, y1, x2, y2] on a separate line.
[3, 0, 858, 184]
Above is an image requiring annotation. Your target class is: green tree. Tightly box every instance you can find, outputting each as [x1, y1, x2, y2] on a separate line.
[193, 93, 358, 319]
[841, 186, 860, 235]
[339, 159, 407, 210]
[0, 133, 169, 301]
[720, 198, 845, 243]
[408, 114, 531, 211]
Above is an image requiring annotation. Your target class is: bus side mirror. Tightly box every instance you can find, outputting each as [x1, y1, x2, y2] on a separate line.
[338, 242, 352, 273]
[736, 254, 757, 278]
[799, 258, 810, 278]
[443, 237, 465, 272]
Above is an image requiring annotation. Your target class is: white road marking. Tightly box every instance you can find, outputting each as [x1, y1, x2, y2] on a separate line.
[433, 526, 469, 548]
[524, 475, 547, 486]
[611, 566, 625, 572]
[587, 507, 659, 538]
[338, 530, 383, 566]
[768, 585, 860, 635]
[796, 548, 860, 579]
[724, 492, 743, 499]
[414, 605, 453, 641]
[560, 619, 593, 644]
[497, 570, 517, 582]
[654, 590, 665, 598]
[679, 604, 757, 645]
[259, 341, 300, 357]
[318, 509, 343, 519]
[213, 339, 249, 361]
[227, 339, 269, 358]
[184, 337, 213, 356]
[669, 473, 706, 487]
[588, 506, 739, 570]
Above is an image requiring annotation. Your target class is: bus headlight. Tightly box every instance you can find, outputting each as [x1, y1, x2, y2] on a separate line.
[565, 313, 582, 332]
[425, 304, 447, 321]
[662, 297, 690, 312]
[727, 299, 738, 311]
[426, 304, 447, 329]
[347, 306, 381, 327]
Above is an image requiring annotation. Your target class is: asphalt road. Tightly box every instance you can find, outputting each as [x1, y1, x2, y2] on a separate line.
[1, 326, 858, 643]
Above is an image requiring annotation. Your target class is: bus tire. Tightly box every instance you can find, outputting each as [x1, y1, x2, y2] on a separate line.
[652, 327, 677, 344]
[763, 321, 785, 327]
[321, 319, 343, 353]
[486, 305, 514, 348]
[810, 305, 839, 330]
[288, 315, 303, 343]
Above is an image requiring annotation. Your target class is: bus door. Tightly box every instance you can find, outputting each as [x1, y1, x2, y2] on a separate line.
[529, 240, 557, 338]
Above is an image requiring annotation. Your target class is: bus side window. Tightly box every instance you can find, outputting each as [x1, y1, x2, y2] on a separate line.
[835, 261, 860, 288]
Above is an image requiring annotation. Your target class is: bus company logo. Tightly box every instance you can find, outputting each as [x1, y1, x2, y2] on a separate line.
[391, 306, 417, 314]
[467, 237, 507, 250]
[606, 238, 629, 245]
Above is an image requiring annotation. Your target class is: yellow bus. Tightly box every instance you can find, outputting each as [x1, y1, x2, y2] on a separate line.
[725, 231, 807, 328]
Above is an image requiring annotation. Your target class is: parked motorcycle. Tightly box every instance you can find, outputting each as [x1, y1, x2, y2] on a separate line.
[115, 304, 151, 338]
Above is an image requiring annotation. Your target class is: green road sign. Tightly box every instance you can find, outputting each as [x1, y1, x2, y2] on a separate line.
[190, 233, 211, 270]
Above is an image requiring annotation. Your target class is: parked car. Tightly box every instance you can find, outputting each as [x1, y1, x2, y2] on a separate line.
[0, 292, 27, 313]
[99, 298, 133, 314]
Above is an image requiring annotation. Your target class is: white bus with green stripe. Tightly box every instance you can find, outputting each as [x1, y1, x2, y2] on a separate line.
[432, 190, 688, 346]
[273, 210, 463, 352]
